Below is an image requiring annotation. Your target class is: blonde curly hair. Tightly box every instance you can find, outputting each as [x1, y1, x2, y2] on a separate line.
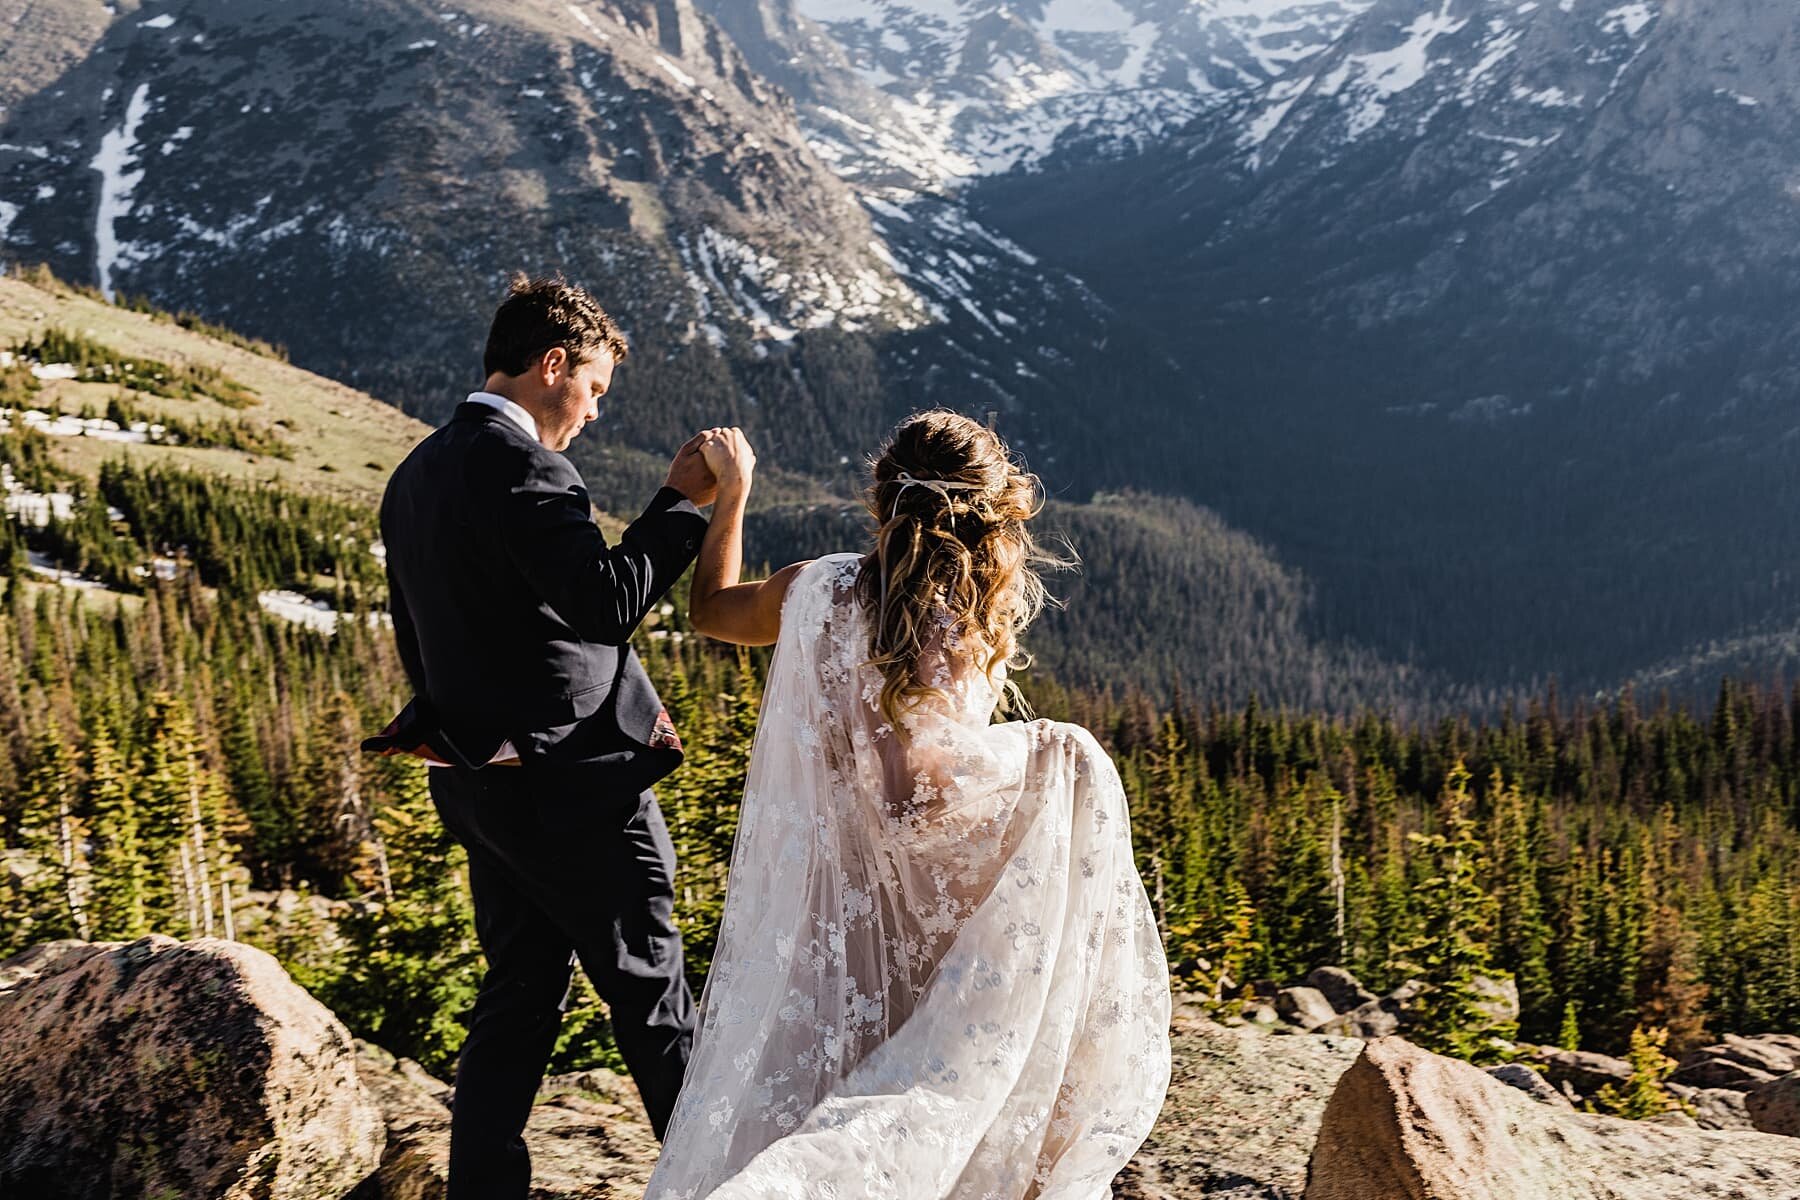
[854, 410, 1065, 728]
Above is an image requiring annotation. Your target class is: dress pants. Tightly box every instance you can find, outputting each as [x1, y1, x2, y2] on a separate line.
[428, 764, 695, 1200]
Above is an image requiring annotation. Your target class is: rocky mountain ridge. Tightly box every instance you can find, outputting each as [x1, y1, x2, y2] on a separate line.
[972, 0, 1800, 690]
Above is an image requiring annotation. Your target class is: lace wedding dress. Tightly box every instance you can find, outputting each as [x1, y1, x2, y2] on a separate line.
[645, 554, 1171, 1199]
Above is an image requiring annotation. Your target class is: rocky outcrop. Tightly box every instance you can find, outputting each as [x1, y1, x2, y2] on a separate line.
[1304, 1038, 1800, 1200]
[1118, 1012, 1363, 1198]
[1669, 1084, 1755, 1132]
[1264, 968, 1518, 1044]
[0, 935, 383, 1200]
[1531, 1047, 1634, 1098]
[1275, 986, 1339, 1032]
[1673, 1035, 1800, 1091]
[1301, 968, 1377, 1015]
[1748, 1071, 1800, 1138]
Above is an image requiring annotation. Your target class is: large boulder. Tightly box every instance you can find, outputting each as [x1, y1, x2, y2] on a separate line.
[1747, 1070, 1800, 1138]
[1533, 1048, 1632, 1099]
[1317, 1000, 1400, 1041]
[1484, 1063, 1572, 1110]
[1302, 967, 1378, 1014]
[1668, 1056, 1779, 1092]
[1304, 1037, 1800, 1200]
[1120, 1017, 1362, 1198]
[1677, 1035, 1797, 1082]
[1276, 986, 1340, 1031]
[1668, 1084, 1756, 1132]
[0, 935, 383, 1200]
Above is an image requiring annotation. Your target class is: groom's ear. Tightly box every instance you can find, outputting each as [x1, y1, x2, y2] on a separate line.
[537, 345, 569, 385]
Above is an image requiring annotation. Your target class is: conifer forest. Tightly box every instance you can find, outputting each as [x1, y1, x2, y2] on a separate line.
[2, 405, 1796, 1083]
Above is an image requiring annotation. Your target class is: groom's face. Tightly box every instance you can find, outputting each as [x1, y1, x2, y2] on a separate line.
[541, 347, 616, 451]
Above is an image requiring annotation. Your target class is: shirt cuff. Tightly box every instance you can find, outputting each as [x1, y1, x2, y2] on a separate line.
[653, 485, 706, 521]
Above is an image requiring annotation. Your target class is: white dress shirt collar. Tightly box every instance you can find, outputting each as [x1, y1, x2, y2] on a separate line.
[466, 391, 540, 444]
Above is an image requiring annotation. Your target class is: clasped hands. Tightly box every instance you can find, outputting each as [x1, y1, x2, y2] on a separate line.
[666, 426, 756, 508]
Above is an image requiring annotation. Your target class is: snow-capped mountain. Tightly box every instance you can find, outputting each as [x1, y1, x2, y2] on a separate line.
[973, 0, 1800, 686]
[0, 0, 1178, 492]
[0, 0, 925, 364]
[1236, 0, 1662, 177]
[707, 0, 1375, 184]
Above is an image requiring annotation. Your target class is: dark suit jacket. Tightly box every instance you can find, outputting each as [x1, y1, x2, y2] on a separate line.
[372, 400, 707, 788]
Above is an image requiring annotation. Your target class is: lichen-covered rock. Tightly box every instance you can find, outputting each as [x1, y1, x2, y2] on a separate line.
[1748, 1070, 1800, 1138]
[0, 935, 383, 1200]
[1304, 1037, 1800, 1200]
[0, 938, 87, 991]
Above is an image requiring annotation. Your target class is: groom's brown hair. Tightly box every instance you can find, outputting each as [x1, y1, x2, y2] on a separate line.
[484, 273, 629, 377]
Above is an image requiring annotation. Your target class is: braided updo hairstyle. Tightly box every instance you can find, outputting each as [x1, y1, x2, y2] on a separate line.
[854, 410, 1064, 728]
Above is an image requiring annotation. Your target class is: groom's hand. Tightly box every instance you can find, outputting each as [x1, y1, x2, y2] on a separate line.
[700, 427, 755, 494]
[666, 430, 721, 507]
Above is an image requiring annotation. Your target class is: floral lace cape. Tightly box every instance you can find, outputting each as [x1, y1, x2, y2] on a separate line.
[646, 553, 1171, 1199]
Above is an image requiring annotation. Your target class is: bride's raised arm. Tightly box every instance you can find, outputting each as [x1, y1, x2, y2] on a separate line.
[687, 427, 812, 645]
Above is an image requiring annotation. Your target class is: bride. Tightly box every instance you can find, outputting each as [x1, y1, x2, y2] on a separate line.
[646, 411, 1171, 1199]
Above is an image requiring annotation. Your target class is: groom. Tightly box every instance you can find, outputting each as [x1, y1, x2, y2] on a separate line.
[370, 274, 729, 1199]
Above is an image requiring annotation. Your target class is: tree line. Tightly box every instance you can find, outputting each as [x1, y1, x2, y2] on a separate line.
[1, 460, 1796, 1083]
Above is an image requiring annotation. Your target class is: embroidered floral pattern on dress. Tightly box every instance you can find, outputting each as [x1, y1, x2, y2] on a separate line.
[646, 553, 1171, 1200]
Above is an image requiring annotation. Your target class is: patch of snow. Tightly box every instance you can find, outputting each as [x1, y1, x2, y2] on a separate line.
[862, 195, 913, 222]
[258, 590, 390, 635]
[89, 81, 151, 302]
[654, 55, 697, 89]
[26, 551, 115, 592]
[1513, 84, 1581, 107]
[140, 13, 175, 29]
[0, 200, 17, 243]
[406, 39, 438, 50]
[1346, 3, 1467, 96]
[1601, 3, 1656, 37]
